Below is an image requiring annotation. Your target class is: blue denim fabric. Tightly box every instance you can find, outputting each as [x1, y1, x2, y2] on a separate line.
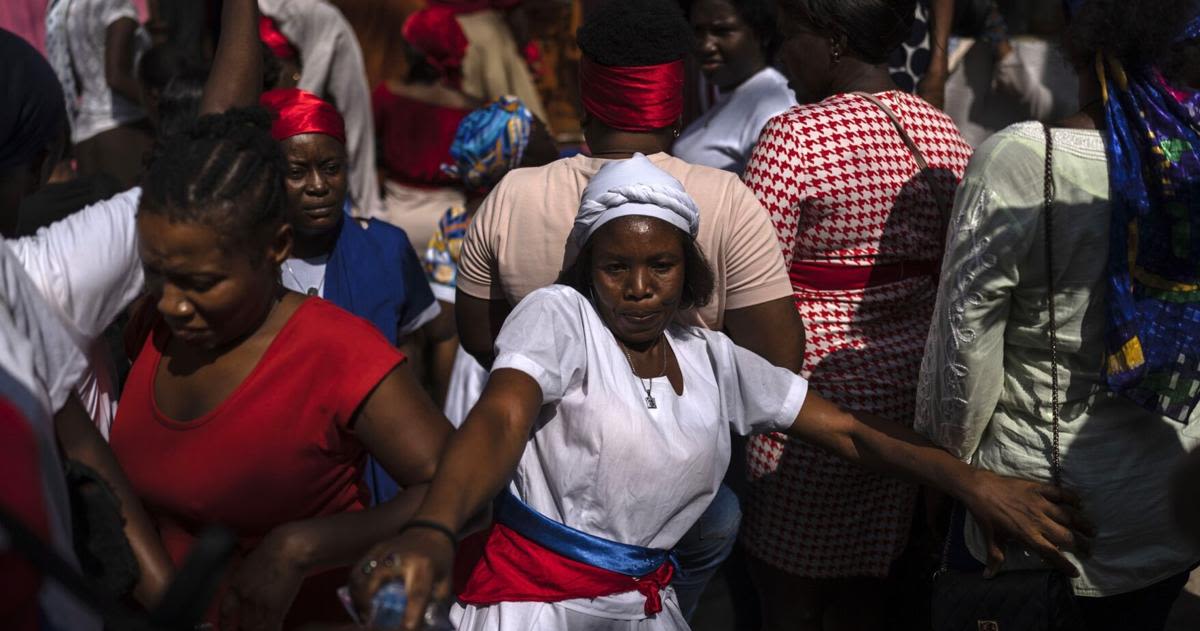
[672, 483, 741, 620]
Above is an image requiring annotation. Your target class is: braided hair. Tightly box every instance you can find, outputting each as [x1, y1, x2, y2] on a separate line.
[139, 107, 287, 261]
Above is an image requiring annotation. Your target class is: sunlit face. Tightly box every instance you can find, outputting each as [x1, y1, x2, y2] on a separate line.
[281, 133, 348, 236]
[691, 0, 764, 90]
[587, 216, 687, 346]
[137, 212, 290, 350]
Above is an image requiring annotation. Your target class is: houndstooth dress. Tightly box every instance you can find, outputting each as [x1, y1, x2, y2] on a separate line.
[739, 91, 972, 577]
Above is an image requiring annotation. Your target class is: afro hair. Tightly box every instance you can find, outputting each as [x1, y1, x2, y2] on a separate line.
[1064, 0, 1200, 81]
[576, 0, 694, 66]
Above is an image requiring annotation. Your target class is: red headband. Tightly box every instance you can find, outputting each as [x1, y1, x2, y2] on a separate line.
[260, 88, 346, 144]
[402, 7, 468, 78]
[258, 16, 297, 60]
[579, 57, 684, 132]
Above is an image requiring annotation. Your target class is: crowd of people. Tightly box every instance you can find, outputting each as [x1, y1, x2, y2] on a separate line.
[1, 0, 1200, 630]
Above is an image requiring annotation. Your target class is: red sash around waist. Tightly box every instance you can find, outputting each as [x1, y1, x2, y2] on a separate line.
[789, 259, 939, 291]
[455, 523, 676, 616]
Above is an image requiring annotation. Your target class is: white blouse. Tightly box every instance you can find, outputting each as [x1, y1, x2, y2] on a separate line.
[452, 286, 806, 630]
[673, 67, 796, 175]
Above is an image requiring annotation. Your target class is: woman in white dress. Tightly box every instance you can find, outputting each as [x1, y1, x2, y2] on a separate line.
[348, 154, 1092, 631]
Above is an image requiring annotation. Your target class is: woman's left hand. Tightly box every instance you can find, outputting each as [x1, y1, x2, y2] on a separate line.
[961, 468, 1095, 578]
[218, 526, 310, 631]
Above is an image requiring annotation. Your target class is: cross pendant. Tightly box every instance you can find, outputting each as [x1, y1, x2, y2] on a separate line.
[645, 395, 657, 409]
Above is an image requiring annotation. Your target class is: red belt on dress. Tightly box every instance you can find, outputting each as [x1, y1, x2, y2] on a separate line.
[789, 260, 940, 291]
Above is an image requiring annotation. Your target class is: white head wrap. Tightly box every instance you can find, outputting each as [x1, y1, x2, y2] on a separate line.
[565, 153, 700, 266]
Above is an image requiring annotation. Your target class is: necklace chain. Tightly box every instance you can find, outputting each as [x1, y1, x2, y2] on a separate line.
[283, 260, 325, 297]
[620, 336, 668, 409]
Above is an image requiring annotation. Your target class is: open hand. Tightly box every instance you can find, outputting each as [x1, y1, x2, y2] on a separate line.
[348, 528, 455, 631]
[962, 469, 1095, 578]
[218, 528, 308, 630]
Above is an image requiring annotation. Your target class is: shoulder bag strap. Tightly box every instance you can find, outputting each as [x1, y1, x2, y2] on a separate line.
[1042, 123, 1062, 486]
[852, 91, 929, 170]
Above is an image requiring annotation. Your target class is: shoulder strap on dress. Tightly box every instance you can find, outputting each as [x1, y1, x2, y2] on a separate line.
[851, 91, 929, 170]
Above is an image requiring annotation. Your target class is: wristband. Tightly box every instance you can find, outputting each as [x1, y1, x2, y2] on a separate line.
[401, 519, 458, 548]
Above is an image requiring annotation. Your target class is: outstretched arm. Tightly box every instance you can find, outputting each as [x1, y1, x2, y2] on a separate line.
[198, 0, 261, 115]
[347, 369, 541, 630]
[785, 394, 1094, 577]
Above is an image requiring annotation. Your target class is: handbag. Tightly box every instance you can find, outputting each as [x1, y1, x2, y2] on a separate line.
[929, 124, 1085, 631]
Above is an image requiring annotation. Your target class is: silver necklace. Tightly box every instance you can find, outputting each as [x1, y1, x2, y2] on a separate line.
[620, 336, 668, 409]
[283, 261, 325, 297]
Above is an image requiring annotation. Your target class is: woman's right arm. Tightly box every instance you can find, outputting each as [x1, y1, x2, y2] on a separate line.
[198, 0, 260, 115]
[348, 368, 542, 630]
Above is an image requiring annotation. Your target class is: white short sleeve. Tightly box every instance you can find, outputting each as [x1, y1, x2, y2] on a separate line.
[706, 332, 808, 436]
[491, 286, 589, 405]
[0, 244, 89, 413]
[7, 188, 144, 344]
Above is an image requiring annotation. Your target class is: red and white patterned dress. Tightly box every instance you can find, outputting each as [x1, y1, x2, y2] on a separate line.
[740, 91, 972, 577]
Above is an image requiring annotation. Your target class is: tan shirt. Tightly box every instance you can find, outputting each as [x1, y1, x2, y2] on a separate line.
[457, 152, 792, 330]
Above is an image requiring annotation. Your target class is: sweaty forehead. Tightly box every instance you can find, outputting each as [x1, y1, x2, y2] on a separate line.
[590, 216, 686, 256]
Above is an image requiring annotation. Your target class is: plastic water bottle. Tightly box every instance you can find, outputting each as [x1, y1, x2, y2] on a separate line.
[369, 581, 454, 630]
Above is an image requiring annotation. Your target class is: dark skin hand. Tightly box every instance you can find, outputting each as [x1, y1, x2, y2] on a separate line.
[105, 17, 143, 105]
[138, 215, 452, 630]
[352, 217, 1093, 630]
[54, 393, 174, 608]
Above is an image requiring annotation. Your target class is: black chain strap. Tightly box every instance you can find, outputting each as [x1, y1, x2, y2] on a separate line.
[1043, 123, 1062, 487]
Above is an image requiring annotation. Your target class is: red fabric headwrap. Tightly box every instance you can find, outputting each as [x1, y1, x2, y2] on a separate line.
[260, 88, 346, 144]
[579, 57, 684, 132]
[402, 6, 469, 78]
[258, 15, 297, 60]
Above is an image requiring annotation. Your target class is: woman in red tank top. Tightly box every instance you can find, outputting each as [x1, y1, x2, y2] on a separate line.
[108, 109, 453, 629]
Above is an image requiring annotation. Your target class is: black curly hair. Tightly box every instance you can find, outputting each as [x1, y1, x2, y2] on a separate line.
[576, 0, 694, 66]
[682, 0, 782, 61]
[1064, 0, 1200, 84]
[776, 0, 917, 65]
[139, 107, 287, 259]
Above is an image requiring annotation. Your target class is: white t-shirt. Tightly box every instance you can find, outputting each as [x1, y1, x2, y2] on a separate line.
[281, 255, 330, 297]
[46, 0, 148, 143]
[451, 286, 807, 630]
[0, 242, 101, 631]
[7, 187, 144, 437]
[673, 67, 797, 175]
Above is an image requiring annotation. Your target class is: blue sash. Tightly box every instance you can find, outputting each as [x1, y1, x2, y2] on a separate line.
[494, 490, 678, 577]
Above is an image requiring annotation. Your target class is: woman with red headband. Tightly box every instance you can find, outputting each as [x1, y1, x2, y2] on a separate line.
[260, 87, 442, 506]
[107, 108, 452, 628]
[371, 6, 481, 249]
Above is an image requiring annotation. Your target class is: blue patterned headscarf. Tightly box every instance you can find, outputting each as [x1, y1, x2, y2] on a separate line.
[1087, 7, 1200, 422]
[442, 96, 534, 191]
